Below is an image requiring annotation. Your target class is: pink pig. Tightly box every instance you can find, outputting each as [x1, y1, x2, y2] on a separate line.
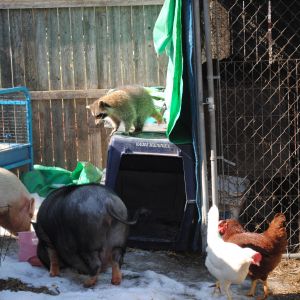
[0, 167, 35, 235]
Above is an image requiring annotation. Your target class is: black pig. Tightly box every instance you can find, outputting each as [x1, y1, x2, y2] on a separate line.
[32, 183, 137, 287]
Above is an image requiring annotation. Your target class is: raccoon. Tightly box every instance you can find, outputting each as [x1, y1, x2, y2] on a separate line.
[86, 85, 163, 135]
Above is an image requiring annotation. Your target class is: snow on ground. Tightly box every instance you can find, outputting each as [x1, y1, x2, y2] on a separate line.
[0, 192, 262, 300]
[0, 240, 256, 300]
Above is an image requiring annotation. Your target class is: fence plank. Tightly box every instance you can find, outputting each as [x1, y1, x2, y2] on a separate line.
[75, 98, 89, 162]
[64, 99, 77, 170]
[51, 99, 65, 167]
[100, 127, 112, 168]
[0, 0, 164, 9]
[95, 7, 109, 88]
[59, 8, 75, 90]
[87, 100, 102, 168]
[155, 4, 167, 86]
[0, 10, 12, 88]
[59, 8, 77, 170]
[9, 10, 25, 86]
[35, 9, 49, 90]
[22, 9, 38, 90]
[157, 54, 168, 86]
[132, 6, 146, 85]
[48, 8, 61, 90]
[38, 100, 53, 165]
[71, 7, 86, 89]
[107, 6, 121, 87]
[31, 100, 41, 164]
[83, 8, 98, 89]
[120, 6, 134, 85]
[144, 5, 159, 86]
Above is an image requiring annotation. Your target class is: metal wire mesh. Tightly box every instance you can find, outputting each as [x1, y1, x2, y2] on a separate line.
[0, 102, 29, 146]
[210, 0, 300, 253]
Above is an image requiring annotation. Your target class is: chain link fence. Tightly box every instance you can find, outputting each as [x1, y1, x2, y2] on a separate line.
[209, 0, 299, 253]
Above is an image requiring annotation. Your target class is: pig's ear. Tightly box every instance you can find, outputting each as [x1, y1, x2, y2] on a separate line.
[99, 100, 111, 109]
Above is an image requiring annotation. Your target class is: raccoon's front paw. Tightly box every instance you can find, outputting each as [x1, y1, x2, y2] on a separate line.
[109, 129, 117, 137]
[129, 130, 142, 136]
[121, 132, 130, 136]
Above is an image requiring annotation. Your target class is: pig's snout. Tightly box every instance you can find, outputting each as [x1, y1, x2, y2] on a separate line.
[83, 261, 102, 288]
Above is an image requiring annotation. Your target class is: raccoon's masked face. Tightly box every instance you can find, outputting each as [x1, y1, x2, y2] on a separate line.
[87, 100, 111, 125]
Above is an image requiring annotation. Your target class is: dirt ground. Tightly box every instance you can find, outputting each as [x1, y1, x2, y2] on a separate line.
[0, 238, 299, 299]
[267, 258, 300, 299]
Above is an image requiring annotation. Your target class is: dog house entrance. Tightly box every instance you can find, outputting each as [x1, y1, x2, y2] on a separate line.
[115, 153, 186, 249]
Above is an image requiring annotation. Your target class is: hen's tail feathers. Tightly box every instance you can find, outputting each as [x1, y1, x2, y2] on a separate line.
[207, 205, 221, 245]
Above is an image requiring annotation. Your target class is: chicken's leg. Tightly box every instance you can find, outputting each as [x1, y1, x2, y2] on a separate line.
[247, 279, 257, 297]
[223, 281, 232, 300]
[257, 280, 269, 300]
[213, 281, 221, 293]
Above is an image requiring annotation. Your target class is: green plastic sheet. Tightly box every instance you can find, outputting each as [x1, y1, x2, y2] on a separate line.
[21, 162, 102, 197]
[153, 0, 190, 144]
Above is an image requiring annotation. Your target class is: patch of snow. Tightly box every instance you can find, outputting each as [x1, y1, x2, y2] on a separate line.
[0, 242, 255, 300]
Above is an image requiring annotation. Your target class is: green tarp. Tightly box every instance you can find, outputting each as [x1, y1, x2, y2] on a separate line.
[153, 0, 191, 144]
[21, 162, 102, 197]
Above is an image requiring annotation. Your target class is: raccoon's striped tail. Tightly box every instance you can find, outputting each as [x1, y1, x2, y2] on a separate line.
[151, 110, 163, 124]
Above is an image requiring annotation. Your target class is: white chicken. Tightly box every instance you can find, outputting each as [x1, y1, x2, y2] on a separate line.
[205, 205, 262, 300]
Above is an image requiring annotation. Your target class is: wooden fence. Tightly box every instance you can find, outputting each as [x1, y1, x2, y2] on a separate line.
[0, 0, 167, 170]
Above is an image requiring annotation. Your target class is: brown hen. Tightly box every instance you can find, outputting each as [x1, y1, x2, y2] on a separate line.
[218, 213, 287, 299]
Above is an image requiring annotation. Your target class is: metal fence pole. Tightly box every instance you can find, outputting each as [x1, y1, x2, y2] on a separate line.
[203, 0, 218, 207]
[192, 0, 209, 253]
